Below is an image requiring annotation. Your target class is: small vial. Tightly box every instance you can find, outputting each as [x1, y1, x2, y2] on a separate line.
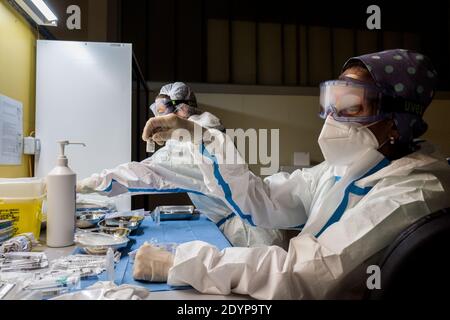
[152, 208, 160, 226]
[106, 248, 115, 283]
[146, 140, 155, 153]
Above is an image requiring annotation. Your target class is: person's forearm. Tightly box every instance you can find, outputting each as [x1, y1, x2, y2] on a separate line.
[77, 160, 208, 197]
[167, 238, 318, 299]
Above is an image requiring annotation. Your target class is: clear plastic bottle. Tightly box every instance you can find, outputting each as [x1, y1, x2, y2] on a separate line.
[106, 248, 115, 283]
[146, 139, 155, 153]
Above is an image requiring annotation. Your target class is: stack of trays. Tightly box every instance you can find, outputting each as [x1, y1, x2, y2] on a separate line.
[74, 232, 130, 255]
[154, 205, 200, 221]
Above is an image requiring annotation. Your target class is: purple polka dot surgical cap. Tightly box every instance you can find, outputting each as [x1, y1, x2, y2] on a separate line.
[342, 49, 438, 143]
[343, 49, 438, 108]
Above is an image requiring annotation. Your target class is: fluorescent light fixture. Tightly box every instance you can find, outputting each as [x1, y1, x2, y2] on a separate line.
[13, 0, 58, 26]
[30, 0, 57, 22]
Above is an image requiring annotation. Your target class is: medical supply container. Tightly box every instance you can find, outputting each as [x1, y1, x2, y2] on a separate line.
[0, 178, 46, 239]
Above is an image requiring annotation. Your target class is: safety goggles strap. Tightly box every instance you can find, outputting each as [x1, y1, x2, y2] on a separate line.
[381, 96, 426, 117]
[165, 100, 197, 108]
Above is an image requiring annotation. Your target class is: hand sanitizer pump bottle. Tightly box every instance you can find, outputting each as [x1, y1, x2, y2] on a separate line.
[46, 141, 86, 247]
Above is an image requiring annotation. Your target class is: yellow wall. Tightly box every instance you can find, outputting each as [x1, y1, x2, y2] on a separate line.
[0, 0, 36, 178]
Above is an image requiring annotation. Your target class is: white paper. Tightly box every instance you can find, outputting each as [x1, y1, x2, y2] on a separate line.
[0, 94, 23, 165]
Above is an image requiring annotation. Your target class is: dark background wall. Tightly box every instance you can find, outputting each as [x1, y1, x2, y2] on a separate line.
[120, 0, 450, 89]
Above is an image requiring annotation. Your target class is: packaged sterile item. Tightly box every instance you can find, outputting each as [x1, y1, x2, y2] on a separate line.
[0, 233, 38, 253]
[0, 221, 14, 244]
[0, 252, 49, 272]
[128, 239, 178, 263]
[23, 273, 81, 299]
[106, 248, 115, 283]
[0, 282, 15, 299]
[152, 205, 199, 222]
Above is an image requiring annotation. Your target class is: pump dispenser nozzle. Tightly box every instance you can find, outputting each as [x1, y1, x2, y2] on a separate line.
[56, 141, 86, 166]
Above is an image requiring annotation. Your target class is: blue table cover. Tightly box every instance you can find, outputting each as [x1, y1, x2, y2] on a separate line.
[75, 215, 231, 292]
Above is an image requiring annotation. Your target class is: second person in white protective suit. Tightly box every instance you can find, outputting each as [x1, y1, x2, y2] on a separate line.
[77, 82, 289, 248]
[134, 49, 450, 299]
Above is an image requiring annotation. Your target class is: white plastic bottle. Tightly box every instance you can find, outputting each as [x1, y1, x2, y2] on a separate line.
[46, 141, 86, 247]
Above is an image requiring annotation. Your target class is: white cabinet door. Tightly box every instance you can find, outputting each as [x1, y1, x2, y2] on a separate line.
[36, 40, 132, 210]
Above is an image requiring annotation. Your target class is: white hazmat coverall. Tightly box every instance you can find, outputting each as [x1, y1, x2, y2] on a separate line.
[163, 127, 450, 299]
[77, 112, 288, 248]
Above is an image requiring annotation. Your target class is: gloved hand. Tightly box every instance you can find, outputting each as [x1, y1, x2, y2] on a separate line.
[142, 113, 202, 146]
[133, 242, 175, 282]
[76, 179, 89, 194]
[76, 176, 100, 194]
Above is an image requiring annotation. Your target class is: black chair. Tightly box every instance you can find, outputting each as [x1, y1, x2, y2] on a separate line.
[365, 208, 450, 300]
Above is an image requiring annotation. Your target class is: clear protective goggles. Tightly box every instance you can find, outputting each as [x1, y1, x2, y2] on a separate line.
[149, 99, 196, 117]
[319, 78, 387, 123]
[150, 98, 175, 116]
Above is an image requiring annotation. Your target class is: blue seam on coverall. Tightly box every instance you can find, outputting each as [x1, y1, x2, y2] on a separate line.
[102, 179, 204, 195]
[200, 144, 257, 227]
[315, 158, 390, 238]
[215, 212, 236, 228]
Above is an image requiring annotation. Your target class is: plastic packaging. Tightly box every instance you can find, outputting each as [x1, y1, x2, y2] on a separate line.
[128, 239, 178, 264]
[0, 283, 15, 299]
[106, 208, 148, 219]
[0, 252, 49, 272]
[0, 233, 38, 253]
[23, 273, 81, 299]
[46, 141, 86, 247]
[50, 252, 120, 277]
[0, 221, 14, 244]
[106, 248, 115, 283]
[25, 274, 80, 290]
[151, 209, 160, 226]
[152, 205, 198, 222]
[0, 279, 42, 300]
[153, 242, 178, 255]
[51, 281, 151, 300]
[76, 196, 116, 212]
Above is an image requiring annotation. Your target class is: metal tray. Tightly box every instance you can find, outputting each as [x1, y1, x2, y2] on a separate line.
[154, 205, 200, 221]
[74, 232, 129, 254]
[76, 212, 106, 229]
[99, 215, 144, 231]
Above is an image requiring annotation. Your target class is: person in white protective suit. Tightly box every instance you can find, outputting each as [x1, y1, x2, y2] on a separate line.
[133, 49, 450, 299]
[77, 82, 289, 248]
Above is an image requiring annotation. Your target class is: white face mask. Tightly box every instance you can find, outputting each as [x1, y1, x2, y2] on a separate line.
[318, 116, 380, 166]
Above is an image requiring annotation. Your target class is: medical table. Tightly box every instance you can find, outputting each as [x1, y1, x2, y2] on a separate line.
[40, 215, 249, 300]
